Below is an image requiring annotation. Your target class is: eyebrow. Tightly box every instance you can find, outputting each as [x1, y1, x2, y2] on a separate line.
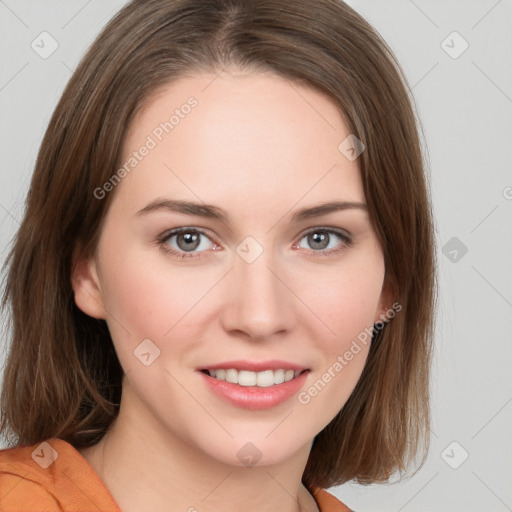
[135, 198, 367, 223]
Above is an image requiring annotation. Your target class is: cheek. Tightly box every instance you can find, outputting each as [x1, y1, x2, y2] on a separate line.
[294, 258, 383, 415]
[298, 257, 385, 345]
[331, 276, 383, 341]
[297, 283, 377, 425]
[99, 249, 213, 338]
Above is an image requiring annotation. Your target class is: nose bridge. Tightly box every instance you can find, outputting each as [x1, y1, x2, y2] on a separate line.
[222, 237, 293, 339]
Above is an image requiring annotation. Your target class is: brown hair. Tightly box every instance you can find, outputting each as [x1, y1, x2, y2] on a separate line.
[1, 0, 436, 489]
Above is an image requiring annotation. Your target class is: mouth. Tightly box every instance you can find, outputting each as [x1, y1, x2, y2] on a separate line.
[199, 368, 309, 388]
[197, 363, 311, 410]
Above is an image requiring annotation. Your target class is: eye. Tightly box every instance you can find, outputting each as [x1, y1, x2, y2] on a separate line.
[157, 228, 220, 259]
[157, 226, 352, 260]
[293, 227, 352, 257]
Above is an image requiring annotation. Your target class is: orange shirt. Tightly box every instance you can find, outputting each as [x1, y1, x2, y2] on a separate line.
[0, 438, 352, 511]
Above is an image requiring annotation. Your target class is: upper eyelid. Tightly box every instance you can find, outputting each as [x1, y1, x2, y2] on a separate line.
[301, 226, 351, 238]
[160, 226, 218, 244]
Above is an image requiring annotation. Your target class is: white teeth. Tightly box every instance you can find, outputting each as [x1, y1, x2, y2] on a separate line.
[226, 369, 238, 384]
[206, 368, 303, 387]
[273, 369, 285, 385]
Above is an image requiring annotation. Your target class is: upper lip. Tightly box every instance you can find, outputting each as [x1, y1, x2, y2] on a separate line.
[198, 360, 309, 372]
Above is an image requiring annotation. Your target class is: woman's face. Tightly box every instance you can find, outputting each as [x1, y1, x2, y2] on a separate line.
[74, 71, 389, 466]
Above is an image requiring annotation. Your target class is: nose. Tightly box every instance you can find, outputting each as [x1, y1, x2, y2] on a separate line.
[219, 245, 295, 341]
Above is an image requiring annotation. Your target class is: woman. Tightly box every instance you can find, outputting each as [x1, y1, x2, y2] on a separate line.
[0, 1, 436, 511]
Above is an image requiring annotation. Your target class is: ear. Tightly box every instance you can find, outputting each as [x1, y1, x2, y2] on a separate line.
[71, 244, 106, 319]
[373, 273, 396, 324]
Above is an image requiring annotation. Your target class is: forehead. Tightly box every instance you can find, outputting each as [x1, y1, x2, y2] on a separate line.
[114, 71, 365, 215]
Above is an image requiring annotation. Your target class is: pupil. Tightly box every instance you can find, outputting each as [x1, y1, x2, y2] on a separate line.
[310, 232, 328, 250]
[178, 232, 200, 251]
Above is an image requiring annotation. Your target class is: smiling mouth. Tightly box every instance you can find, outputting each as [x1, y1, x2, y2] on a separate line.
[200, 368, 309, 387]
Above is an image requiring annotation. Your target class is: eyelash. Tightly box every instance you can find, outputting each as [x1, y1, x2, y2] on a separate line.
[156, 226, 353, 260]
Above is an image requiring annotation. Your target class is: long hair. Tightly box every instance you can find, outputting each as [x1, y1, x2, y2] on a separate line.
[1, 0, 436, 489]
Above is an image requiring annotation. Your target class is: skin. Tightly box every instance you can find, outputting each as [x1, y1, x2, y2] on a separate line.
[73, 70, 391, 512]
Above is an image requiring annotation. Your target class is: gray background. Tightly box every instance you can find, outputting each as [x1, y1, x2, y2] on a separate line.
[1, 1, 511, 511]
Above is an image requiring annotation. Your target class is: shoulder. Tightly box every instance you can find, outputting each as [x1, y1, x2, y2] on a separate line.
[0, 440, 62, 510]
[0, 438, 121, 511]
[311, 486, 356, 512]
[0, 472, 62, 510]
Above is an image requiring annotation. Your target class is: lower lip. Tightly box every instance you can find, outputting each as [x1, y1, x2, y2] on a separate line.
[198, 370, 310, 410]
